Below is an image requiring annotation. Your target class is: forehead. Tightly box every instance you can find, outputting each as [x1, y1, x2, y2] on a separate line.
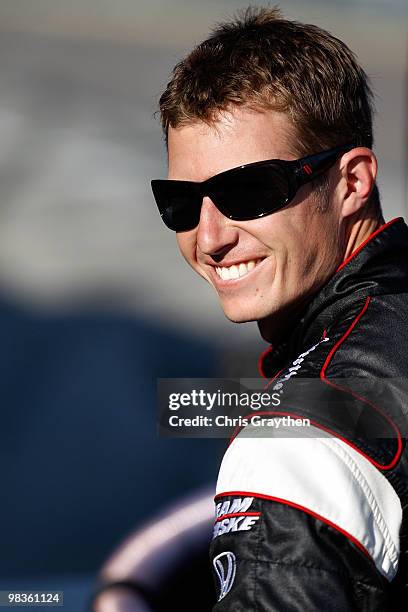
[167, 107, 298, 181]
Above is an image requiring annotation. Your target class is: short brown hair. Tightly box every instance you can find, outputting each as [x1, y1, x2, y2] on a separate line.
[158, 6, 380, 208]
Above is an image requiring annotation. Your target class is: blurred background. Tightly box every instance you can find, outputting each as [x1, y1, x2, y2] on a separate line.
[0, 0, 406, 609]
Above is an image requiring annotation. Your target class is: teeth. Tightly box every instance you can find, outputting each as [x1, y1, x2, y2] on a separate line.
[239, 263, 247, 277]
[215, 259, 260, 280]
[230, 265, 239, 279]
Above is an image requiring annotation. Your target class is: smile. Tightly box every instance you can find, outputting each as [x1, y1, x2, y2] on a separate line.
[215, 259, 263, 281]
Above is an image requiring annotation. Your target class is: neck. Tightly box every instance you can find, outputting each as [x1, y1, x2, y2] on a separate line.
[257, 297, 309, 346]
[342, 206, 384, 263]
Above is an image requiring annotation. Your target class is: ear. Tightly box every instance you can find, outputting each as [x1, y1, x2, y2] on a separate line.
[337, 147, 378, 219]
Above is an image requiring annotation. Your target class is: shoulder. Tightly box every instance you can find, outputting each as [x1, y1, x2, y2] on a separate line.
[288, 292, 408, 382]
[322, 294, 408, 379]
[267, 294, 406, 471]
[216, 423, 402, 581]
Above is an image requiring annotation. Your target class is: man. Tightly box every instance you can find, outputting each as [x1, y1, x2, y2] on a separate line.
[152, 7, 408, 610]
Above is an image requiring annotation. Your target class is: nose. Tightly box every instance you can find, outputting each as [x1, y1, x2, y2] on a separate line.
[196, 197, 239, 258]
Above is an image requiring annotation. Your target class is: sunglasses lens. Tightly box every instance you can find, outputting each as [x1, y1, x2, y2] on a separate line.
[152, 181, 201, 231]
[210, 164, 290, 219]
[152, 163, 291, 231]
[163, 195, 201, 232]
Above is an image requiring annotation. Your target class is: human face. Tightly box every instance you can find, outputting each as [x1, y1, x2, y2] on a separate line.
[168, 107, 343, 340]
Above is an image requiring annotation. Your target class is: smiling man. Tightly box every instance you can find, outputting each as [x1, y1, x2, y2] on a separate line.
[152, 7, 408, 611]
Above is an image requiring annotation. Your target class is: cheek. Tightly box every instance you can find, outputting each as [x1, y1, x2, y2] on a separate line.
[176, 232, 198, 267]
[267, 210, 334, 280]
[296, 211, 341, 279]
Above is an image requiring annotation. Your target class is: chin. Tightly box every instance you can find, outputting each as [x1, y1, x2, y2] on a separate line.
[219, 298, 273, 324]
[223, 311, 256, 324]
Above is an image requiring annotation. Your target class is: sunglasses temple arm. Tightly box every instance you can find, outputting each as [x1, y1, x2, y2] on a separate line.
[294, 144, 354, 186]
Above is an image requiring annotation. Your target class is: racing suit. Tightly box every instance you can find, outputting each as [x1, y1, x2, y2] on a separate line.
[210, 217, 408, 611]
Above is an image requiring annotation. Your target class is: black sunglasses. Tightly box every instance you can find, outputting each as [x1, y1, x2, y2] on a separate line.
[151, 143, 354, 232]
